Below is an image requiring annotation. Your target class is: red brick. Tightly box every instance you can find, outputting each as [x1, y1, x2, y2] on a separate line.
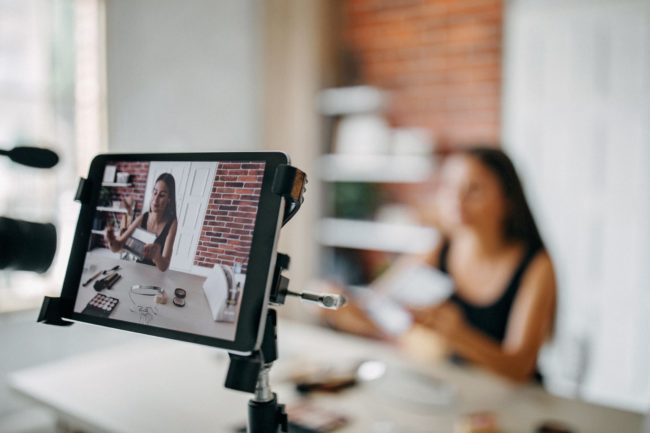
[342, 0, 502, 148]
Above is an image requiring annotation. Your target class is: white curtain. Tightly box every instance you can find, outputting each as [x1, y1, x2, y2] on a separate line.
[503, 0, 650, 412]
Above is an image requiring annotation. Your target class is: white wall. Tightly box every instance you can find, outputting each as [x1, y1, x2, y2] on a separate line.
[503, 0, 650, 412]
[261, 0, 333, 319]
[105, 0, 262, 152]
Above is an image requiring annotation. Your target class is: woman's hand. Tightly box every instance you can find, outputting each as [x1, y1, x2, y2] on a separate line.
[143, 243, 161, 261]
[105, 222, 120, 252]
[411, 302, 467, 340]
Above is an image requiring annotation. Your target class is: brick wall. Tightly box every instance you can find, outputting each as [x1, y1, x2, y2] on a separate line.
[194, 162, 265, 273]
[343, 0, 503, 148]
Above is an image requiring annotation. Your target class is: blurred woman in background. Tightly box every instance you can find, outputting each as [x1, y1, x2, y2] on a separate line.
[324, 147, 556, 382]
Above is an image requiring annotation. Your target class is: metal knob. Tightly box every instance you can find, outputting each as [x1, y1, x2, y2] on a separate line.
[286, 290, 347, 310]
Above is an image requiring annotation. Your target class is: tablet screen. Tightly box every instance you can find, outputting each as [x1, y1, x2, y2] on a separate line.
[73, 160, 266, 342]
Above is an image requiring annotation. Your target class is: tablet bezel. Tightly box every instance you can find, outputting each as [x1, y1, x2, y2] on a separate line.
[60, 152, 288, 354]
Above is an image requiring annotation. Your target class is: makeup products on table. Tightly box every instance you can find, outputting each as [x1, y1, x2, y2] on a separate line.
[82, 270, 103, 287]
[93, 271, 121, 291]
[154, 290, 168, 304]
[129, 285, 161, 324]
[82, 293, 119, 317]
[131, 285, 162, 295]
[173, 288, 186, 307]
[130, 285, 183, 307]
[82, 265, 120, 287]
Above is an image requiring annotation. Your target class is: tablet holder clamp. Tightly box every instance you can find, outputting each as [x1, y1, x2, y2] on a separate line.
[225, 165, 346, 433]
[37, 177, 90, 327]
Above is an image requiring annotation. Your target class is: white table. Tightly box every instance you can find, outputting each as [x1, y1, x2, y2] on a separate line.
[9, 321, 642, 433]
[75, 251, 244, 341]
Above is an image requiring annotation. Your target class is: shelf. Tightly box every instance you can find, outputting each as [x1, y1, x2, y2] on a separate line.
[317, 218, 438, 254]
[102, 182, 132, 187]
[318, 85, 388, 115]
[317, 154, 433, 183]
[96, 206, 128, 213]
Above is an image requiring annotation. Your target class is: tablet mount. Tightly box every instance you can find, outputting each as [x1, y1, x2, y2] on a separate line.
[225, 165, 346, 433]
[37, 163, 346, 433]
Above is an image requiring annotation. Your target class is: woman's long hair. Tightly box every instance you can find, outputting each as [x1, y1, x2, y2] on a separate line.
[152, 172, 177, 222]
[463, 147, 544, 251]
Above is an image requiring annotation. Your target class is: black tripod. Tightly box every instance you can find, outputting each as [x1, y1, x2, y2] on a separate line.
[224, 253, 346, 433]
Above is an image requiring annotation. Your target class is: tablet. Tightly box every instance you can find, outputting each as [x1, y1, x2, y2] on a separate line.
[60, 152, 288, 354]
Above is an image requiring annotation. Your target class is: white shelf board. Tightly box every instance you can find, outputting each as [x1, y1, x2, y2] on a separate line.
[96, 206, 128, 213]
[318, 85, 388, 115]
[318, 218, 438, 254]
[101, 182, 132, 187]
[317, 154, 434, 183]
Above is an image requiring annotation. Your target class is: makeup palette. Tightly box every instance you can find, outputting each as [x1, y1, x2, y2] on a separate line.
[82, 293, 119, 317]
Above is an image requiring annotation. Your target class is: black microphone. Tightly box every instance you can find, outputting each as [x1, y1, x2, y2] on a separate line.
[0, 146, 59, 168]
[0, 217, 57, 273]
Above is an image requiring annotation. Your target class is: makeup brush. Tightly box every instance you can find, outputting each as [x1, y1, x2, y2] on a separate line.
[82, 265, 120, 287]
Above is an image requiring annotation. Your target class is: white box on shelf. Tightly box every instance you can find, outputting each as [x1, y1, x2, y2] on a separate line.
[116, 172, 130, 184]
[103, 165, 116, 183]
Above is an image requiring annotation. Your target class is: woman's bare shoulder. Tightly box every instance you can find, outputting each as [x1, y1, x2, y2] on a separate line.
[521, 248, 556, 294]
[530, 249, 554, 273]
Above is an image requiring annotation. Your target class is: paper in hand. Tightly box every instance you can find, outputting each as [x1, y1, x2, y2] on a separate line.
[383, 263, 454, 307]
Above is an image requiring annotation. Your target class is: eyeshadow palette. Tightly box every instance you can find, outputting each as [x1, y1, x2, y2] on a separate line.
[81, 294, 119, 318]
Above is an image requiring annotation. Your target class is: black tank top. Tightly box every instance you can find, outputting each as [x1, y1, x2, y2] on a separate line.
[439, 242, 544, 382]
[138, 212, 173, 266]
[440, 242, 540, 343]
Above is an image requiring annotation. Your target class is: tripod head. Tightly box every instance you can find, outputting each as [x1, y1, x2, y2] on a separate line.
[269, 253, 346, 309]
[226, 252, 347, 393]
[225, 253, 346, 433]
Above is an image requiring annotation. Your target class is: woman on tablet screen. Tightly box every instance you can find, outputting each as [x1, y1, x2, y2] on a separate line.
[106, 173, 178, 272]
[323, 148, 556, 383]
